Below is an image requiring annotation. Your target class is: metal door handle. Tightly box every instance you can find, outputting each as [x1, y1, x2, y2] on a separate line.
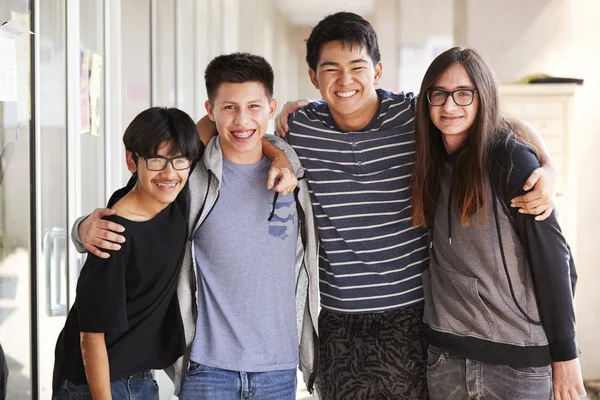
[43, 227, 67, 316]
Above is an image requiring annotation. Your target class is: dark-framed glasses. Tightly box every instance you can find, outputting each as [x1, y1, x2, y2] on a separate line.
[135, 153, 192, 171]
[426, 89, 478, 106]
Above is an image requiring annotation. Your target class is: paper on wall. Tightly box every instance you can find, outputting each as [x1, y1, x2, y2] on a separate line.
[80, 49, 90, 133]
[0, 37, 17, 102]
[88, 53, 103, 137]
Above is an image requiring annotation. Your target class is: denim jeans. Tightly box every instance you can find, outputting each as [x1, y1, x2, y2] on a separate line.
[53, 370, 159, 400]
[178, 361, 297, 400]
[426, 345, 553, 400]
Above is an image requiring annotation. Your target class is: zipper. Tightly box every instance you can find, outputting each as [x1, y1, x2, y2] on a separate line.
[295, 185, 319, 394]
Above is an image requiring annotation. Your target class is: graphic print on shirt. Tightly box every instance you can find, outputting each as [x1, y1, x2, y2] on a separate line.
[268, 197, 296, 240]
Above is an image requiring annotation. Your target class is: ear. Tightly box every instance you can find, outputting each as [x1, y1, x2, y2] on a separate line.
[373, 61, 383, 85]
[125, 150, 138, 173]
[205, 101, 215, 122]
[268, 98, 278, 118]
[308, 68, 320, 90]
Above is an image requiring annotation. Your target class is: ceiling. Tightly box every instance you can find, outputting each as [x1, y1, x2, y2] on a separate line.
[276, 0, 376, 26]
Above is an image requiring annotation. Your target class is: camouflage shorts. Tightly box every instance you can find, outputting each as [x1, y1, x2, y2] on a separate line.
[316, 303, 429, 400]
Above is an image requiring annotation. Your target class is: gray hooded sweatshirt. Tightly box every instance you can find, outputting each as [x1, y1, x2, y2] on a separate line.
[422, 136, 578, 367]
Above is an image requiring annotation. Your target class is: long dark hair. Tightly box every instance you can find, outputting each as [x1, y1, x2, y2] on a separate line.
[411, 47, 509, 228]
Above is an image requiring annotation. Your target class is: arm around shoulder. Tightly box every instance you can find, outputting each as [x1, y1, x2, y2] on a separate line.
[495, 139, 577, 361]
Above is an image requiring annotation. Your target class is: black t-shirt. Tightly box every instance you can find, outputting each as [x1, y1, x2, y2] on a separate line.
[52, 182, 188, 390]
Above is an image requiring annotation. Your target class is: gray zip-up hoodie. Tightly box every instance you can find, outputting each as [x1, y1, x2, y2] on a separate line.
[422, 136, 577, 367]
[72, 135, 320, 395]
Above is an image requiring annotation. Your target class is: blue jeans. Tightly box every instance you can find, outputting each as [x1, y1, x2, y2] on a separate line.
[53, 370, 159, 400]
[426, 345, 553, 399]
[178, 361, 297, 400]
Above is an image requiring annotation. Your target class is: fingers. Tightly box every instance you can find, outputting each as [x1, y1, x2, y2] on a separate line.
[523, 167, 542, 191]
[92, 207, 117, 218]
[266, 166, 281, 190]
[275, 115, 289, 138]
[553, 383, 585, 399]
[82, 217, 126, 256]
[89, 224, 125, 246]
[272, 167, 298, 195]
[554, 391, 561, 400]
[511, 191, 541, 206]
[275, 100, 308, 137]
[518, 204, 551, 216]
[93, 218, 125, 234]
[85, 244, 111, 259]
[274, 102, 294, 137]
[511, 191, 553, 219]
[535, 206, 553, 221]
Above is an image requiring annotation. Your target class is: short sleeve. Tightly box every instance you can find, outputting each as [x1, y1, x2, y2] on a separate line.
[76, 250, 128, 333]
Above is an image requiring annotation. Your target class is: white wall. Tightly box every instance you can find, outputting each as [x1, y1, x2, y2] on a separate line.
[461, 0, 600, 379]
[396, 0, 454, 93]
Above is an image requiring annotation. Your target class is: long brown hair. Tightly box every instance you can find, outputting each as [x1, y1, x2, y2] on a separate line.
[411, 47, 509, 228]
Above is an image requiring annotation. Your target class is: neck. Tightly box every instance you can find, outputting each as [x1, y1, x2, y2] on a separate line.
[222, 147, 263, 165]
[123, 185, 169, 220]
[330, 89, 379, 132]
[442, 134, 468, 154]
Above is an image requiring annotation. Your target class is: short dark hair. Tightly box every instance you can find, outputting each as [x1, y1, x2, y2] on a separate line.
[123, 107, 203, 163]
[204, 52, 274, 102]
[305, 12, 381, 71]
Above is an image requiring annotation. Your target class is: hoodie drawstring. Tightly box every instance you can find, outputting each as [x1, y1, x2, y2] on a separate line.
[268, 192, 279, 221]
[447, 175, 454, 245]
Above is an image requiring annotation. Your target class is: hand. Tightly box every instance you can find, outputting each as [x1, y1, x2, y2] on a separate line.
[196, 115, 218, 145]
[510, 165, 556, 220]
[79, 208, 126, 259]
[552, 359, 586, 399]
[267, 155, 298, 195]
[274, 99, 310, 138]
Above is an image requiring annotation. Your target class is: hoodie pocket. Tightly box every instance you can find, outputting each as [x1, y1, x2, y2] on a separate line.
[422, 261, 497, 340]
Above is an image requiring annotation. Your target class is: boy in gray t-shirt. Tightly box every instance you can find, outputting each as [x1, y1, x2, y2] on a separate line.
[72, 53, 320, 400]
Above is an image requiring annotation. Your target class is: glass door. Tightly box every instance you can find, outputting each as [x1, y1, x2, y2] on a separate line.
[36, 1, 68, 397]
[0, 0, 33, 398]
[36, 0, 107, 397]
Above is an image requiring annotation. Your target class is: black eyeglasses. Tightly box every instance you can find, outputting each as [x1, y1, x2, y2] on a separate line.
[135, 153, 192, 171]
[426, 89, 478, 106]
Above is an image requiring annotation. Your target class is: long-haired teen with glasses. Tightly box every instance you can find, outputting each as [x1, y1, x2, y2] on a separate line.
[411, 47, 585, 399]
[52, 107, 203, 400]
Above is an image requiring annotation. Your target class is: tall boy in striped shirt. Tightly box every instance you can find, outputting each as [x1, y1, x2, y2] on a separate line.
[275, 12, 557, 400]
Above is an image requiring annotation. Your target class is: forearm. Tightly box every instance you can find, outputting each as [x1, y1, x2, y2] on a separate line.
[80, 332, 112, 400]
[262, 138, 286, 161]
[196, 115, 218, 145]
[516, 213, 577, 360]
[507, 117, 553, 167]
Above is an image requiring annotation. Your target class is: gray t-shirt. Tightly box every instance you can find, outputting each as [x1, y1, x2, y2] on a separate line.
[190, 156, 299, 372]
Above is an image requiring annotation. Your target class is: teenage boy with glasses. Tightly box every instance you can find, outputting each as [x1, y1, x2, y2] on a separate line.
[52, 107, 202, 400]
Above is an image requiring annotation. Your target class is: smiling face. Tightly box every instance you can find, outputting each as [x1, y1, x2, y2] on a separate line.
[428, 63, 479, 153]
[126, 140, 191, 209]
[308, 40, 382, 132]
[205, 81, 277, 164]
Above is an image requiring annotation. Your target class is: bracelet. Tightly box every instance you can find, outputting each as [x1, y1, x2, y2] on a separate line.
[271, 156, 281, 163]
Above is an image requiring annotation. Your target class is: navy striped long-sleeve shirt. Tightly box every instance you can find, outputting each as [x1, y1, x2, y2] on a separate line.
[286, 89, 429, 313]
